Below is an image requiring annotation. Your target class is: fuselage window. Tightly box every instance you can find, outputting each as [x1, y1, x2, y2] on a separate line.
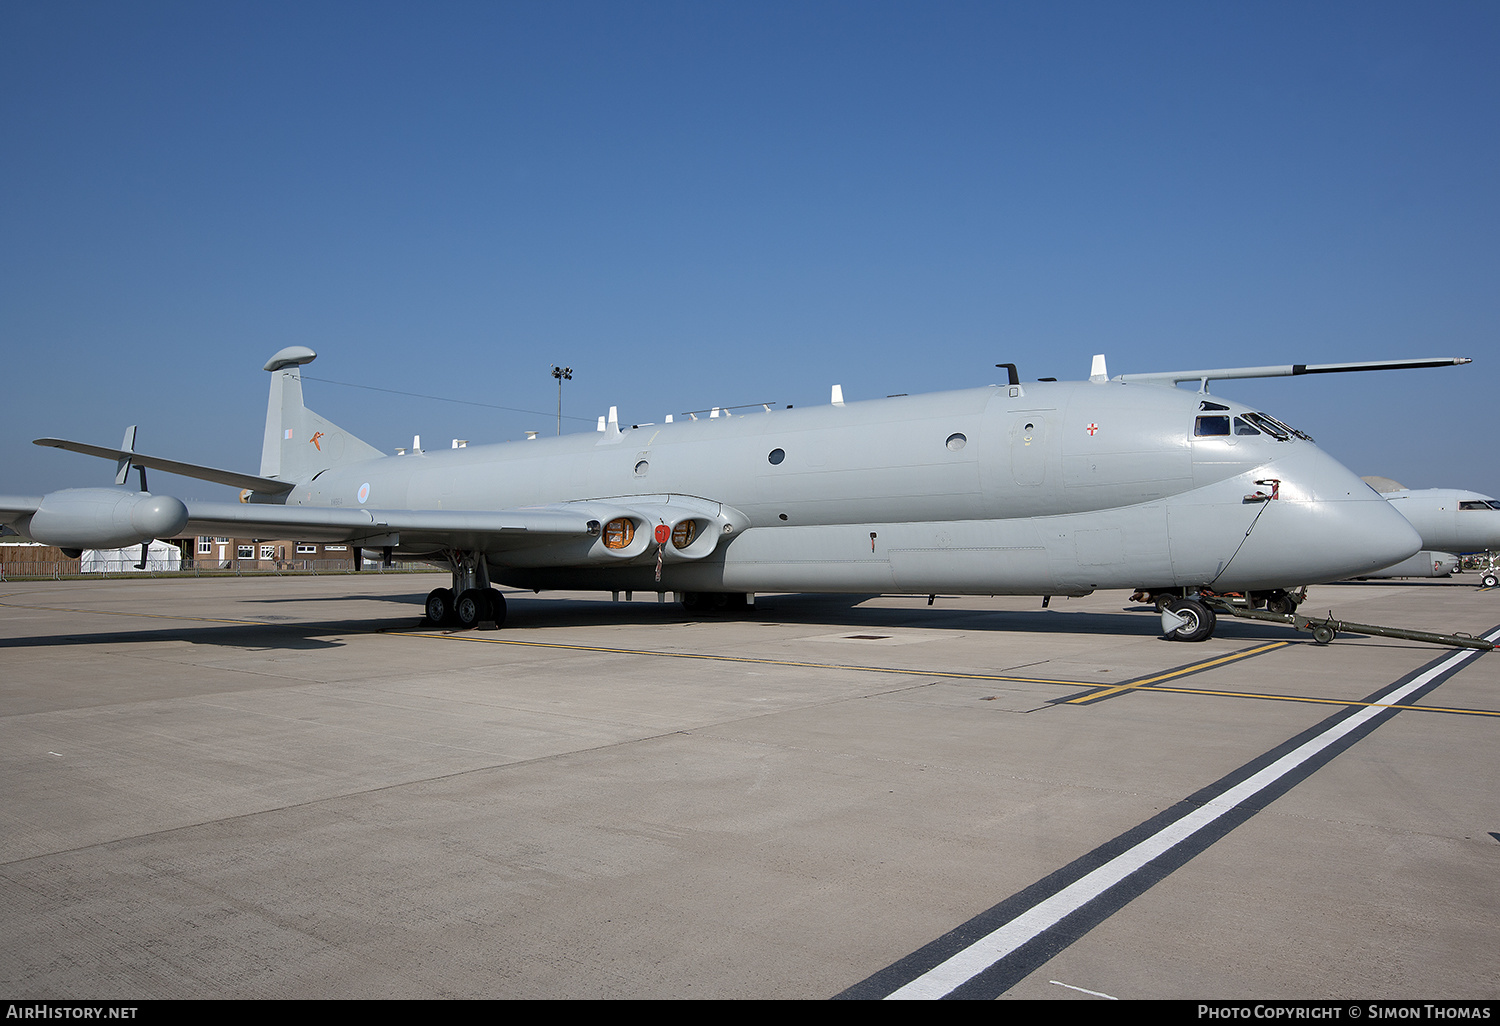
[1195, 415, 1231, 436]
[768, 448, 785, 465]
[946, 433, 967, 451]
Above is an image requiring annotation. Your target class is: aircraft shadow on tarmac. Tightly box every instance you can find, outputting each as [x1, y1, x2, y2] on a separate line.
[241, 591, 432, 607]
[0, 592, 1312, 651]
[1339, 578, 1482, 589]
[454, 591, 1302, 643]
[0, 621, 357, 652]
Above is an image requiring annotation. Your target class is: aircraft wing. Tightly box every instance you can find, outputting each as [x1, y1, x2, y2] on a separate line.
[180, 494, 745, 566]
[0, 492, 594, 549]
[1114, 357, 1471, 387]
[180, 500, 599, 549]
[3, 488, 742, 568]
[0, 496, 45, 525]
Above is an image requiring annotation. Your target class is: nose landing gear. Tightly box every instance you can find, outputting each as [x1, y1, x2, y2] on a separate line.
[1136, 586, 1307, 642]
[1159, 596, 1216, 642]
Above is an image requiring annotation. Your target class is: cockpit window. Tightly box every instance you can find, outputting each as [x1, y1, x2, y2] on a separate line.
[1195, 409, 1314, 442]
[1459, 501, 1495, 511]
[1240, 411, 1314, 442]
[1238, 412, 1289, 440]
[1199, 401, 1230, 411]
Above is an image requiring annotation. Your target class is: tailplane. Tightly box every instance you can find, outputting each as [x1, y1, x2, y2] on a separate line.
[260, 347, 384, 482]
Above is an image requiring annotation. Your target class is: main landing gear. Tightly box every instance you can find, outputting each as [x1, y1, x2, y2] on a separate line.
[425, 586, 507, 630]
[424, 550, 506, 630]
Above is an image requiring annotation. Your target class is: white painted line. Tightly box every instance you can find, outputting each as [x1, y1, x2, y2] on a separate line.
[887, 640, 1493, 999]
[1049, 980, 1118, 1000]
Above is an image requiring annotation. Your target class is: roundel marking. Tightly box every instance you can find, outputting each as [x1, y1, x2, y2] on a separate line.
[357, 483, 371, 504]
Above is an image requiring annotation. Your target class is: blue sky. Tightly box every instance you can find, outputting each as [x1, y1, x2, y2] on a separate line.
[3, 1, 1497, 498]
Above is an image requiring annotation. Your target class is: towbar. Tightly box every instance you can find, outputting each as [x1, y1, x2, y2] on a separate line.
[1202, 597, 1495, 651]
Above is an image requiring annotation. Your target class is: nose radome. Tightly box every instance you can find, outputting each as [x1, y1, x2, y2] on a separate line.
[1474, 513, 1500, 551]
[1211, 442, 1425, 588]
[1307, 496, 1422, 580]
[1218, 489, 1422, 590]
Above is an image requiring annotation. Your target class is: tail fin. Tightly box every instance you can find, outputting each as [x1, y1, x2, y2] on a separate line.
[260, 347, 384, 482]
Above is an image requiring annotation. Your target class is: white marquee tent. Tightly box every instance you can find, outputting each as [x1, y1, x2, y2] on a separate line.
[80, 540, 183, 573]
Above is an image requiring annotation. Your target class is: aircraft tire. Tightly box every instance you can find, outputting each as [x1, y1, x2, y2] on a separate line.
[488, 588, 507, 628]
[453, 589, 487, 630]
[1482, 573, 1498, 590]
[1164, 597, 1215, 642]
[425, 588, 454, 626]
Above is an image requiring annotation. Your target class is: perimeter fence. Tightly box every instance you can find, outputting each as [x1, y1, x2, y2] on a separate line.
[0, 559, 441, 581]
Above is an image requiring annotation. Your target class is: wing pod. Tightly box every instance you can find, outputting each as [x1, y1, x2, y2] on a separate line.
[23, 488, 190, 550]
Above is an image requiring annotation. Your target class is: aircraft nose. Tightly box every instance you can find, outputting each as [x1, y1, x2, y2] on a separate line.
[1477, 514, 1500, 551]
[1215, 477, 1422, 589]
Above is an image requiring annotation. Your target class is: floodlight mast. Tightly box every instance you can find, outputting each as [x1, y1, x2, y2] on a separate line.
[551, 365, 572, 435]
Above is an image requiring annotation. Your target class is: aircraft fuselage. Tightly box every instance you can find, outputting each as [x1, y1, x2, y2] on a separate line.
[280, 379, 1419, 597]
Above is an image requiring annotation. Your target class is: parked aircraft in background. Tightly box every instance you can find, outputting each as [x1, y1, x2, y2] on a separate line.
[3, 349, 1470, 642]
[1357, 479, 1500, 582]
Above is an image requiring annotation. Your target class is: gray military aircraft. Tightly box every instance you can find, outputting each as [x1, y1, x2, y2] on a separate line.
[1357, 481, 1500, 581]
[1, 349, 1469, 642]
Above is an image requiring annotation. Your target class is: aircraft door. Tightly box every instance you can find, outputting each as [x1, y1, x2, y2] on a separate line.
[1011, 415, 1047, 486]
